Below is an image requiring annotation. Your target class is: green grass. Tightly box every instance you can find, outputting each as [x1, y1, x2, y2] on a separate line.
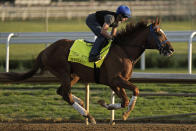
[0, 83, 196, 121]
[0, 19, 195, 32]
[0, 42, 195, 60]
[0, 44, 45, 60]
[161, 20, 196, 31]
[0, 19, 89, 32]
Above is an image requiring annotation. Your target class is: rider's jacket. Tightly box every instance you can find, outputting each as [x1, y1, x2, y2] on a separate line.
[95, 10, 119, 27]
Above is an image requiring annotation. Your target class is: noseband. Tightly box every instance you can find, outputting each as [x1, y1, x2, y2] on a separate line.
[149, 24, 168, 50]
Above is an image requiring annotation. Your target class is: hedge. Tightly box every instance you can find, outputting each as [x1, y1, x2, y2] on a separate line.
[0, 53, 195, 70]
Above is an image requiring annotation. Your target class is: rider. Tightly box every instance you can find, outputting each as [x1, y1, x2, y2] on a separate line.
[86, 5, 131, 62]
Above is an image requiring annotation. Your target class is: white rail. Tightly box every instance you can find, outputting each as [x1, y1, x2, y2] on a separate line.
[188, 32, 196, 74]
[6, 33, 15, 72]
[1, 31, 196, 73]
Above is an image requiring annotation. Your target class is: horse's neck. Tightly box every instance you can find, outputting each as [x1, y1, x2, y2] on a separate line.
[121, 36, 146, 62]
[123, 46, 145, 63]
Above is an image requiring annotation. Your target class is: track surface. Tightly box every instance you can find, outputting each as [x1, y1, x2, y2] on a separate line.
[0, 123, 196, 131]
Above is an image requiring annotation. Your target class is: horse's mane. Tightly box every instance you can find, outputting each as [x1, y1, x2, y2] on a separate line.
[113, 21, 148, 45]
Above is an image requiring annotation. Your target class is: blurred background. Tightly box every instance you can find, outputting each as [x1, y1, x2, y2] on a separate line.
[0, 0, 195, 31]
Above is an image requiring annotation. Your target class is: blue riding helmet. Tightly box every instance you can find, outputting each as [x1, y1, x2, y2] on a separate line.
[116, 5, 131, 18]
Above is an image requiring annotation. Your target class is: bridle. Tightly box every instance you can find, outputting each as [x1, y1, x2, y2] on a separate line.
[113, 23, 168, 51]
[148, 24, 168, 50]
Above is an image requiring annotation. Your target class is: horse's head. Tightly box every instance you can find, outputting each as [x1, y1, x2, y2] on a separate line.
[146, 17, 174, 56]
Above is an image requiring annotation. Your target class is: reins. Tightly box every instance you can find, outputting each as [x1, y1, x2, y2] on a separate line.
[103, 23, 168, 63]
[149, 24, 168, 50]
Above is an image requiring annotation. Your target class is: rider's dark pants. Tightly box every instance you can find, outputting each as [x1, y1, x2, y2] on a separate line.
[86, 14, 106, 56]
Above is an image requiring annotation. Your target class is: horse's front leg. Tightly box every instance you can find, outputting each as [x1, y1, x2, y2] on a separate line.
[111, 75, 139, 120]
[98, 87, 129, 110]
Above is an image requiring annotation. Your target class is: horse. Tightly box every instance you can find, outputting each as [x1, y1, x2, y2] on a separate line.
[3, 17, 174, 124]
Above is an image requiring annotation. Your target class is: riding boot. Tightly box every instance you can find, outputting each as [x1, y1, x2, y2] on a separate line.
[89, 37, 106, 62]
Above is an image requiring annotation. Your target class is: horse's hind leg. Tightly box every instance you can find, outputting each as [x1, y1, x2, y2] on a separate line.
[60, 78, 96, 124]
[56, 75, 84, 107]
[57, 74, 79, 95]
[72, 94, 84, 107]
[68, 90, 96, 124]
[48, 65, 95, 124]
[98, 86, 129, 110]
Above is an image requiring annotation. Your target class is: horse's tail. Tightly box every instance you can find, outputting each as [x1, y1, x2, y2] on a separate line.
[4, 51, 44, 81]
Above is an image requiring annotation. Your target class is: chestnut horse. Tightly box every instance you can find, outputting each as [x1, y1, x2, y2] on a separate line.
[4, 18, 174, 124]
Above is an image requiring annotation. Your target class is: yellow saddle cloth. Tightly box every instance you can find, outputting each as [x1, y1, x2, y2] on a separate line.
[68, 39, 112, 68]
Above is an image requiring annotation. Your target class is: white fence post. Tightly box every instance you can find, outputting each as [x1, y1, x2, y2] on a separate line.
[85, 83, 90, 125]
[6, 33, 15, 72]
[141, 52, 145, 70]
[110, 91, 115, 125]
[188, 32, 196, 74]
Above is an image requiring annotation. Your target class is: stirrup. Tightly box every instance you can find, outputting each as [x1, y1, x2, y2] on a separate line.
[89, 55, 101, 62]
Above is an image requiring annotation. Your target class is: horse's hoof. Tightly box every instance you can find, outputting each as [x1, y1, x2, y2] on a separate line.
[122, 112, 129, 121]
[87, 114, 96, 124]
[98, 100, 107, 108]
[110, 120, 115, 125]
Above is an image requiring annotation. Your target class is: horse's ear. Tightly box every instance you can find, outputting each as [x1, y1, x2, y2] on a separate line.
[155, 17, 161, 25]
[152, 20, 155, 25]
[155, 16, 159, 24]
[158, 17, 161, 24]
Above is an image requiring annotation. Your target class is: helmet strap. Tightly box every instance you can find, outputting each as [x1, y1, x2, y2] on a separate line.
[117, 14, 123, 21]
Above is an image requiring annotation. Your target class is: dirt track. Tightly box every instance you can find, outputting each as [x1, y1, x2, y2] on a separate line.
[0, 123, 196, 131]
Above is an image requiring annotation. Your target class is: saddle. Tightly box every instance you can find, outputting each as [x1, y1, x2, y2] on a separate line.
[68, 39, 111, 68]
